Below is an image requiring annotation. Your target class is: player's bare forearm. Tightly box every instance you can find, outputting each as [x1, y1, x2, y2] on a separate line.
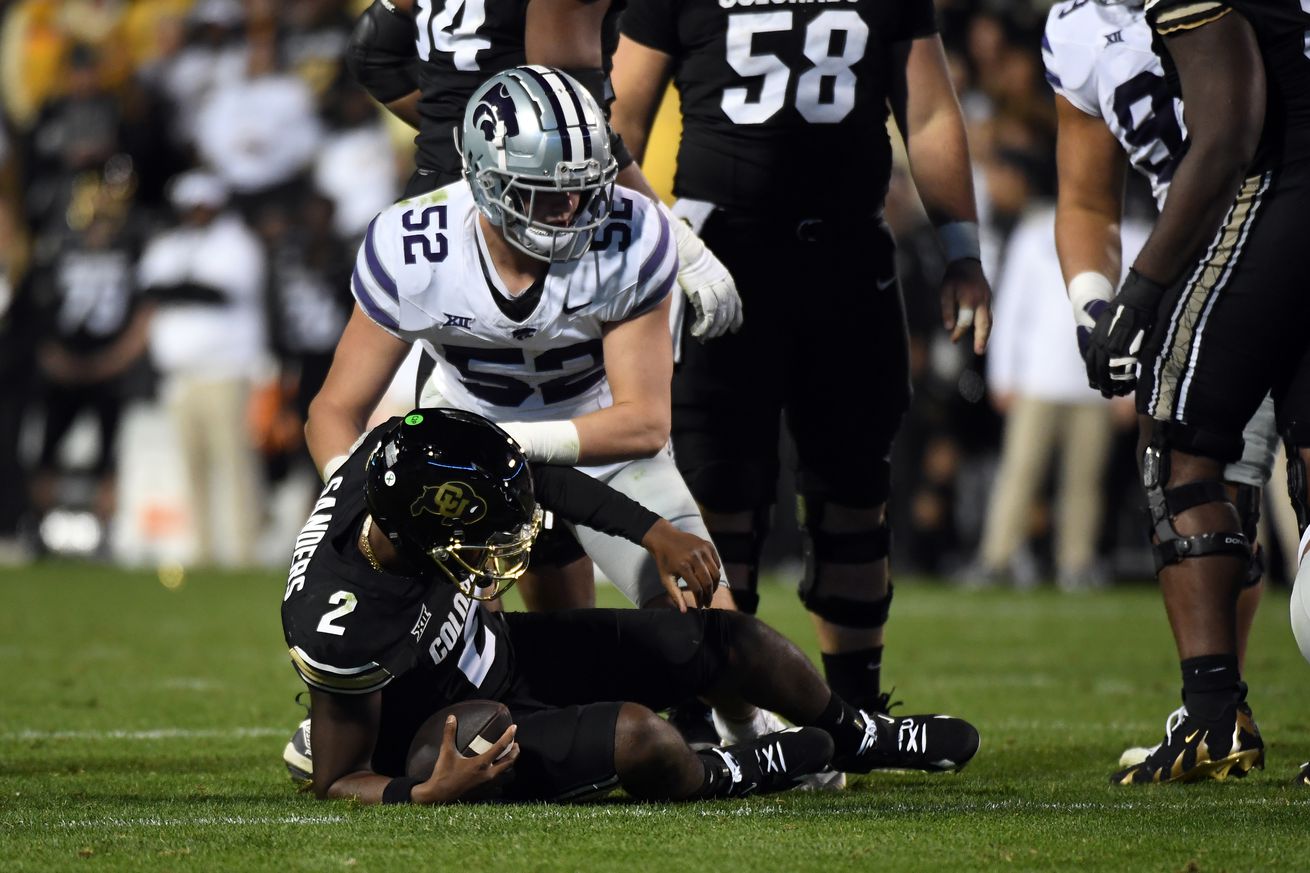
[905, 109, 978, 226]
[305, 394, 372, 475]
[1056, 203, 1123, 285]
[573, 296, 673, 462]
[1131, 13, 1264, 285]
[305, 305, 411, 475]
[894, 36, 991, 351]
[610, 36, 674, 165]
[1054, 94, 1127, 284]
[895, 35, 978, 226]
[572, 397, 670, 463]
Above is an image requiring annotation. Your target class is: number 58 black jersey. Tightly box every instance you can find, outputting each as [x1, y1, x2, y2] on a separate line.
[620, 0, 937, 213]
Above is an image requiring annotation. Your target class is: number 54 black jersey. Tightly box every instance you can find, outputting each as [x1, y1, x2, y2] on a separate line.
[620, 0, 937, 213]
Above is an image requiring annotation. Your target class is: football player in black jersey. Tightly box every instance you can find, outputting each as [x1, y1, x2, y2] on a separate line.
[1072, 0, 1310, 784]
[281, 408, 980, 803]
[610, 0, 990, 723]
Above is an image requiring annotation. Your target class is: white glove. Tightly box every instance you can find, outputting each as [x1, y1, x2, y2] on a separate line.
[661, 203, 743, 340]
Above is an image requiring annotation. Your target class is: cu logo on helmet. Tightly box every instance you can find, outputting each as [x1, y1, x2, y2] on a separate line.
[411, 482, 488, 524]
[472, 83, 520, 145]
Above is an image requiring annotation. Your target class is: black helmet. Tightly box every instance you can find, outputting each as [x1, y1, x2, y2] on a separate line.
[364, 408, 541, 600]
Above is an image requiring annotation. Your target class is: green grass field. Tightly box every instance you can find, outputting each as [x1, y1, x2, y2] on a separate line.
[2, 564, 1307, 872]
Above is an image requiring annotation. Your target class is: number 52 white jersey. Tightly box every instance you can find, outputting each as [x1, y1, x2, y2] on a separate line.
[1043, 0, 1187, 208]
[350, 181, 677, 422]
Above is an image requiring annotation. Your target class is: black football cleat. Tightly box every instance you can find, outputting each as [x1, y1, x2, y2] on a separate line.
[1110, 702, 1264, 785]
[835, 710, 980, 774]
[1292, 762, 1309, 787]
[283, 717, 313, 786]
[867, 688, 903, 716]
[710, 727, 834, 797]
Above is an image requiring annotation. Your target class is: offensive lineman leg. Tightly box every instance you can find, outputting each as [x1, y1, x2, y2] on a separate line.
[1112, 421, 1264, 784]
[1228, 482, 1265, 673]
[699, 507, 770, 616]
[798, 496, 894, 714]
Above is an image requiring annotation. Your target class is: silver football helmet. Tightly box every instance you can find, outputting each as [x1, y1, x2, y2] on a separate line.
[459, 65, 617, 263]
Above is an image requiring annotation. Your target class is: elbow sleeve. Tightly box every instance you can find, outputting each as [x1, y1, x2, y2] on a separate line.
[348, 0, 421, 104]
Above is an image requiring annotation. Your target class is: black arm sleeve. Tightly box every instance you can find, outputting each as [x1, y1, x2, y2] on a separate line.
[347, 0, 421, 104]
[610, 130, 634, 171]
[532, 464, 660, 544]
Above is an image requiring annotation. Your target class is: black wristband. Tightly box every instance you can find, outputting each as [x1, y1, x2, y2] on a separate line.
[610, 130, 634, 171]
[381, 775, 422, 804]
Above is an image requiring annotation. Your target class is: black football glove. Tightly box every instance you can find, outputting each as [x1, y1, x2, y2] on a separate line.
[1082, 269, 1166, 398]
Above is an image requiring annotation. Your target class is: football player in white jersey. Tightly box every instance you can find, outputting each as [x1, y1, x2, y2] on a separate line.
[1043, 0, 1283, 774]
[307, 65, 729, 613]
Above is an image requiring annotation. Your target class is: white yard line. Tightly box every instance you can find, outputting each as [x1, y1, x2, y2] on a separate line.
[6, 815, 346, 829]
[3, 727, 286, 742]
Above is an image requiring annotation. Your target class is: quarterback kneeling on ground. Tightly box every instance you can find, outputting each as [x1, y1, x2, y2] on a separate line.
[280, 409, 980, 803]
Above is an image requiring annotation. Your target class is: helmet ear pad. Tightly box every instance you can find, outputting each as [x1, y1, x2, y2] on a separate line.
[364, 409, 540, 597]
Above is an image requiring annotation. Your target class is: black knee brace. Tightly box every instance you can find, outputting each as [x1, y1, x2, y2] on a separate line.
[1143, 431, 1251, 573]
[797, 495, 894, 628]
[1284, 427, 1308, 536]
[1231, 482, 1264, 588]
[710, 506, 771, 615]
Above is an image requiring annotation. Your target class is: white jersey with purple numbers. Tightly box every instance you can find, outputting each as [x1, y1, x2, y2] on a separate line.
[351, 180, 676, 424]
[351, 180, 701, 608]
[1043, 0, 1187, 207]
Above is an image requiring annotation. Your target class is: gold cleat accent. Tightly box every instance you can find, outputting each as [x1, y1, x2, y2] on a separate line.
[1111, 703, 1264, 785]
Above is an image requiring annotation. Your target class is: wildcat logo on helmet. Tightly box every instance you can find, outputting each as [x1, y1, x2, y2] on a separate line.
[472, 83, 520, 145]
[411, 482, 488, 523]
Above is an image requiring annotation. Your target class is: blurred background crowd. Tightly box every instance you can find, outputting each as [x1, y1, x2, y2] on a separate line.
[0, 0, 1301, 589]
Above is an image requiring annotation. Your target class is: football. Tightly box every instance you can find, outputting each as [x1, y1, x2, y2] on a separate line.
[405, 699, 515, 799]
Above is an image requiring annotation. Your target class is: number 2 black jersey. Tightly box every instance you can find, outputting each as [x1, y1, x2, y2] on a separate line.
[281, 418, 515, 704]
[1145, 0, 1310, 170]
[620, 0, 937, 213]
[412, 0, 626, 180]
[280, 414, 663, 706]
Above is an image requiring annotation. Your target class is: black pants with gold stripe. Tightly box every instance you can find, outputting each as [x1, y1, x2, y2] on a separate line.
[1137, 162, 1310, 462]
